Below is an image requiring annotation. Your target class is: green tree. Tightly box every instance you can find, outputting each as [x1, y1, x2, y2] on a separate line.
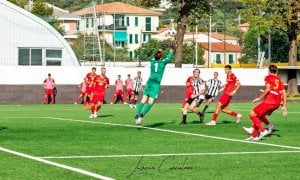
[31, 0, 53, 17]
[169, 0, 211, 67]
[238, 0, 300, 96]
[7, 0, 27, 8]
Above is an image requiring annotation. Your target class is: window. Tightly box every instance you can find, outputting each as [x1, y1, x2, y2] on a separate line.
[129, 34, 133, 44]
[18, 49, 30, 65]
[46, 49, 62, 66]
[135, 17, 138, 27]
[126, 17, 130, 26]
[135, 34, 139, 44]
[76, 21, 80, 31]
[216, 54, 221, 64]
[145, 17, 151, 31]
[91, 18, 94, 27]
[46, 50, 62, 58]
[229, 54, 234, 64]
[18, 48, 62, 66]
[31, 49, 42, 65]
[86, 18, 89, 28]
[143, 34, 146, 42]
[129, 51, 133, 60]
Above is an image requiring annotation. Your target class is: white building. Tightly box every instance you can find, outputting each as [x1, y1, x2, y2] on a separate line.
[0, 1, 79, 66]
[73, 2, 161, 59]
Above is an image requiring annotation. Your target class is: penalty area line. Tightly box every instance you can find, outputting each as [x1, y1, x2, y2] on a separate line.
[0, 146, 114, 180]
[39, 150, 300, 159]
[45, 117, 300, 151]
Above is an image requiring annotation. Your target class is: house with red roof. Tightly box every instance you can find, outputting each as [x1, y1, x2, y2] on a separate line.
[73, 2, 161, 59]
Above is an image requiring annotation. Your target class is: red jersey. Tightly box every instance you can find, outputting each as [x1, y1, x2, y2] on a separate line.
[224, 73, 237, 94]
[93, 75, 110, 96]
[185, 76, 194, 94]
[86, 72, 97, 86]
[263, 74, 284, 105]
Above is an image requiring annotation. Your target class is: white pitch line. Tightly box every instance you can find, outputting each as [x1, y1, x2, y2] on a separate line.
[39, 150, 300, 159]
[46, 117, 300, 151]
[0, 146, 114, 180]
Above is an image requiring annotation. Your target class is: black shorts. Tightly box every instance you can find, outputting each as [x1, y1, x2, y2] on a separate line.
[133, 90, 139, 95]
[187, 98, 204, 107]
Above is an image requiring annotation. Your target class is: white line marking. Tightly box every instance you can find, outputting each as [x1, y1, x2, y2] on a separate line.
[0, 146, 114, 180]
[39, 150, 300, 159]
[46, 117, 300, 150]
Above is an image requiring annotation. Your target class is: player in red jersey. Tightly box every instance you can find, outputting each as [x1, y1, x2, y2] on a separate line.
[75, 77, 88, 107]
[182, 76, 194, 109]
[111, 75, 125, 104]
[243, 64, 287, 140]
[89, 67, 109, 118]
[125, 74, 134, 104]
[206, 65, 242, 126]
[86, 67, 97, 102]
[43, 73, 55, 104]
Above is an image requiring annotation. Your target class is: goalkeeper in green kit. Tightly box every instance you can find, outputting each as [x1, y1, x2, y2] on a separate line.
[134, 43, 175, 125]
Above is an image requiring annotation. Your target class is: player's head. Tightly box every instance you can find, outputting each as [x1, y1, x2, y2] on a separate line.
[137, 71, 141, 76]
[118, 75, 121, 79]
[48, 73, 51, 77]
[268, 64, 278, 74]
[214, 72, 218, 78]
[101, 67, 106, 75]
[224, 65, 232, 74]
[127, 74, 131, 78]
[193, 68, 200, 78]
[154, 50, 162, 60]
[92, 67, 96, 73]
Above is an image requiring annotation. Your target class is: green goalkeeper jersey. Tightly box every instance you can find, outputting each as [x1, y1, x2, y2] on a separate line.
[148, 51, 174, 83]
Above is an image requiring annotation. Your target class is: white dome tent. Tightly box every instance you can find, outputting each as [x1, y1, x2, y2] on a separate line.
[0, 0, 79, 66]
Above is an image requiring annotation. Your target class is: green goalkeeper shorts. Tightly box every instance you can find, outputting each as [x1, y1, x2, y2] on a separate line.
[143, 79, 161, 99]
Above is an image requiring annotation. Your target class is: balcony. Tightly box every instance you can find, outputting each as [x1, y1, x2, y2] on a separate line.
[98, 24, 127, 31]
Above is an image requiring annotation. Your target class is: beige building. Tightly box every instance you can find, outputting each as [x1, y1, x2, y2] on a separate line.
[73, 2, 161, 59]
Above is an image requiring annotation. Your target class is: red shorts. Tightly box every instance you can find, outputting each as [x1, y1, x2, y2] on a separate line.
[253, 102, 279, 117]
[45, 89, 54, 95]
[219, 94, 232, 108]
[114, 90, 123, 95]
[80, 91, 87, 96]
[126, 89, 133, 95]
[90, 94, 104, 104]
[86, 86, 92, 94]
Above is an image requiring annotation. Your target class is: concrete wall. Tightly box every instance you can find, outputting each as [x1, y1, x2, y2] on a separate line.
[0, 66, 299, 104]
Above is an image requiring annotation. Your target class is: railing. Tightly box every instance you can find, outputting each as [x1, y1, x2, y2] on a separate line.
[98, 24, 127, 31]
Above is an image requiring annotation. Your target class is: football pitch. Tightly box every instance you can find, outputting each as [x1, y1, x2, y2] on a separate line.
[0, 103, 299, 179]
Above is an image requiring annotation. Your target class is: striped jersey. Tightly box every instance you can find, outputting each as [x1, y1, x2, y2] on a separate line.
[206, 78, 222, 97]
[133, 76, 143, 92]
[192, 77, 205, 99]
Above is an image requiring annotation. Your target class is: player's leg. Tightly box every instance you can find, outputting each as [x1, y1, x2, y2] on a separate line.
[202, 95, 213, 114]
[119, 90, 125, 104]
[141, 97, 155, 116]
[89, 103, 95, 118]
[44, 91, 48, 104]
[111, 92, 117, 104]
[181, 102, 190, 124]
[190, 99, 204, 123]
[206, 101, 223, 125]
[249, 108, 269, 139]
[221, 108, 242, 123]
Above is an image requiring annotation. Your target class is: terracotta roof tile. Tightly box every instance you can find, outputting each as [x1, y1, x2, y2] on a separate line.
[73, 2, 161, 16]
[199, 42, 241, 52]
[210, 32, 237, 40]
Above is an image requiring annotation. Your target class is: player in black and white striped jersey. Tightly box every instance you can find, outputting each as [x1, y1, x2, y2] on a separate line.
[130, 71, 143, 108]
[181, 69, 206, 124]
[201, 72, 223, 115]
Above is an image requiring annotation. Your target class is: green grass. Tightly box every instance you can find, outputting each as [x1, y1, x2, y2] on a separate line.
[0, 103, 299, 179]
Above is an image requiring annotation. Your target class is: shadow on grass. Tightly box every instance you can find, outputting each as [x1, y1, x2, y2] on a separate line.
[221, 120, 235, 124]
[0, 127, 7, 131]
[98, 114, 113, 118]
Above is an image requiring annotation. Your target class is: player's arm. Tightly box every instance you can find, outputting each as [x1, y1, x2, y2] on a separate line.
[281, 90, 287, 116]
[229, 80, 240, 96]
[163, 48, 174, 63]
[252, 83, 270, 103]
